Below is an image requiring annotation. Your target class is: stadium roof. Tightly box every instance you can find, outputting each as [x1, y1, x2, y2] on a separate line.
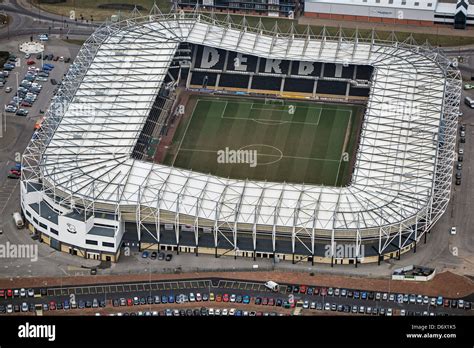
[24, 12, 459, 235]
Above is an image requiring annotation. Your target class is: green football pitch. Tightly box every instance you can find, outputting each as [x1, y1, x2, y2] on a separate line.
[163, 96, 364, 186]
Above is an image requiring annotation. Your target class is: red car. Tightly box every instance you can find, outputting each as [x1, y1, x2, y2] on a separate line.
[314, 287, 320, 295]
[222, 294, 229, 302]
[10, 170, 20, 176]
[6, 289, 13, 298]
[299, 285, 307, 294]
[127, 298, 133, 306]
[268, 298, 275, 306]
[216, 294, 222, 302]
[262, 297, 269, 305]
[26, 60, 35, 65]
[20, 101, 32, 107]
[320, 287, 328, 296]
[0, 289, 4, 298]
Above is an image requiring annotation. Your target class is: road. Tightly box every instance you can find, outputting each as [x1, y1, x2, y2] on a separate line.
[0, 0, 95, 41]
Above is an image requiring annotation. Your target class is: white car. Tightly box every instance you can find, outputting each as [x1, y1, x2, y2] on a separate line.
[229, 308, 235, 316]
[387, 308, 393, 316]
[400, 309, 406, 316]
[230, 294, 236, 303]
[450, 227, 457, 235]
[215, 309, 221, 316]
[222, 308, 228, 316]
[38, 34, 49, 41]
[21, 302, 28, 312]
[196, 293, 202, 301]
[27, 288, 34, 297]
[324, 303, 331, 311]
[208, 308, 214, 316]
[458, 148, 464, 155]
[6, 304, 13, 313]
[189, 293, 195, 302]
[24, 53, 30, 59]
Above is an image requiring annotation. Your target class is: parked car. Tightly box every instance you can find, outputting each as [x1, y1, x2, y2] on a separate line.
[16, 109, 28, 116]
[5, 86, 12, 93]
[165, 254, 172, 261]
[141, 251, 149, 258]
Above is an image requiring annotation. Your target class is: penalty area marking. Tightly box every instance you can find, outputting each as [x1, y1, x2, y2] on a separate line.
[204, 99, 326, 126]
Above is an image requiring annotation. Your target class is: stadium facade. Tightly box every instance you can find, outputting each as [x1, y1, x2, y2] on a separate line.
[20, 8, 461, 265]
[305, 0, 473, 28]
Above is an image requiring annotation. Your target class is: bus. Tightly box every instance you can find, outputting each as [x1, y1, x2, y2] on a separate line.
[465, 96, 474, 108]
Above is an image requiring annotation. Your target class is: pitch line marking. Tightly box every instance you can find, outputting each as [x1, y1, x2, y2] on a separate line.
[174, 98, 199, 166]
[334, 109, 353, 186]
[178, 148, 341, 163]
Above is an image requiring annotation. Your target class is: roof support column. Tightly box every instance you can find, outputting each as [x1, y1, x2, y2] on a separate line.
[175, 197, 180, 255]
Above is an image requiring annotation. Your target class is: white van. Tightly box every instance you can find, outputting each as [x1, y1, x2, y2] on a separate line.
[465, 96, 474, 108]
[13, 212, 24, 229]
[264, 281, 280, 292]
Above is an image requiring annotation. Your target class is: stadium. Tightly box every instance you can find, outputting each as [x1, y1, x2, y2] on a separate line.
[20, 8, 461, 265]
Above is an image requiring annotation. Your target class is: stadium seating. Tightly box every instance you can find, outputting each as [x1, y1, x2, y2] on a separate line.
[219, 73, 249, 89]
[316, 80, 347, 95]
[190, 72, 218, 87]
[258, 58, 290, 75]
[251, 76, 283, 91]
[284, 78, 315, 93]
[226, 51, 258, 72]
[187, 44, 373, 98]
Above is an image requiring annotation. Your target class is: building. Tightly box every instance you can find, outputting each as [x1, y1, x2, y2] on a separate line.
[304, 0, 474, 27]
[176, 0, 303, 17]
[20, 9, 460, 265]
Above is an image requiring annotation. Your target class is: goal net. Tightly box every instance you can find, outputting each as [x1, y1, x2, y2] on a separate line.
[264, 98, 285, 106]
